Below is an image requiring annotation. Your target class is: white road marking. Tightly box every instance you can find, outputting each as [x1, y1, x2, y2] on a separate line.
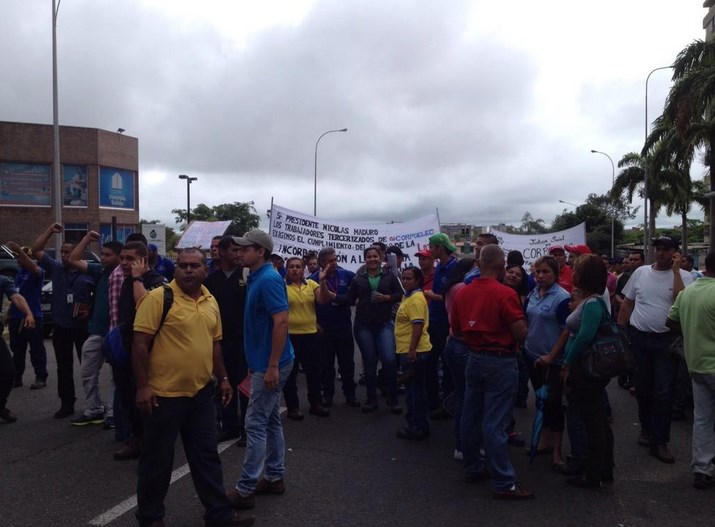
[88, 439, 238, 526]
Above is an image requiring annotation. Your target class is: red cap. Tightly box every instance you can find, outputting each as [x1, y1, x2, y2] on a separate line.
[547, 245, 565, 254]
[414, 247, 433, 258]
[564, 244, 592, 255]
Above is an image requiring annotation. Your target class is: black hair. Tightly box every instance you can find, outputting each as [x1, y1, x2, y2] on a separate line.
[218, 235, 238, 251]
[402, 266, 424, 288]
[123, 241, 148, 257]
[125, 233, 147, 244]
[103, 241, 123, 255]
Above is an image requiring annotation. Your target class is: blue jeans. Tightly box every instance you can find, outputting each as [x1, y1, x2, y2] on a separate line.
[444, 337, 469, 451]
[427, 320, 452, 410]
[353, 322, 397, 404]
[461, 352, 518, 491]
[400, 353, 430, 433]
[136, 383, 234, 526]
[630, 329, 680, 446]
[237, 361, 293, 495]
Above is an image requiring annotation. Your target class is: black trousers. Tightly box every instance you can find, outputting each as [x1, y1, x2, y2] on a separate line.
[567, 368, 614, 482]
[0, 332, 15, 409]
[217, 339, 248, 433]
[52, 325, 88, 406]
[283, 333, 323, 409]
[319, 328, 357, 400]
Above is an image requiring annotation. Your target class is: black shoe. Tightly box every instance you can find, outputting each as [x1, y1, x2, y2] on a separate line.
[103, 417, 116, 430]
[345, 396, 361, 408]
[396, 427, 429, 440]
[566, 476, 602, 489]
[559, 463, 585, 477]
[362, 400, 378, 413]
[694, 473, 715, 489]
[54, 405, 74, 419]
[205, 511, 255, 527]
[0, 407, 18, 423]
[286, 408, 304, 421]
[309, 404, 330, 417]
[71, 413, 105, 426]
[386, 401, 403, 415]
[428, 408, 451, 420]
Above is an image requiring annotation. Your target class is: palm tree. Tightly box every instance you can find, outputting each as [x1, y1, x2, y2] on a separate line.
[610, 152, 672, 244]
[659, 39, 715, 248]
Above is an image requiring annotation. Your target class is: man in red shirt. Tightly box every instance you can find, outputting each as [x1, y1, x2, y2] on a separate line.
[549, 245, 573, 292]
[414, 248, 434, 297]
[451, 245, 532, 500]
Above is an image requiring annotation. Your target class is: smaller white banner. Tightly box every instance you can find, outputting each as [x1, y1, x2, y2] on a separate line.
[176, 220, 232, 249]
[491, 223, 587, 267]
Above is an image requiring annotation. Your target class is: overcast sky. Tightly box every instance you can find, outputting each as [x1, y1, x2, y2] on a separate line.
[0, 0, 708, 230]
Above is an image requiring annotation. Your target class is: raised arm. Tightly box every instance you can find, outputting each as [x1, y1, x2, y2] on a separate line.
[31, 223, 63, 261]
[5, 242, 41, 278]
[67, 231, 100, 272]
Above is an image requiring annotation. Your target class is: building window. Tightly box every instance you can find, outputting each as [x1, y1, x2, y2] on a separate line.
[63, 223, 88, 245]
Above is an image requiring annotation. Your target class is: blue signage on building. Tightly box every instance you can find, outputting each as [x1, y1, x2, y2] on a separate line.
[99, 167, 135, 209]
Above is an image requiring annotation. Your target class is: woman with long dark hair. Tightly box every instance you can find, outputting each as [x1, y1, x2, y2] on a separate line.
[561, 254, 614, 488]
[340, 246, 403, 413]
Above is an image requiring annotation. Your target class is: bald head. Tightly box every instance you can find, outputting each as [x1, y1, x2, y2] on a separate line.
[479, 244, 504, 274]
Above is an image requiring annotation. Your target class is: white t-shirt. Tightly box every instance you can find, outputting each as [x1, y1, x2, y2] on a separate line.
[622, 265, 694, 333]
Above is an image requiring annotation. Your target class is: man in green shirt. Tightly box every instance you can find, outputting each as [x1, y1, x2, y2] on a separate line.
[67, 231, 122, 425]
[667, 251, 715, 490]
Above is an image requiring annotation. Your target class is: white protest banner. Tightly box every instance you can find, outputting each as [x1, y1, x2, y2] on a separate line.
[176, 220, 232, 249]
[491, 223, 587, 267]
[270, 204, 440, 272]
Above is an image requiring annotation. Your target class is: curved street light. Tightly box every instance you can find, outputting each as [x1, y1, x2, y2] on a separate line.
[314, 128, 347, 216]
[591, 149, 616, 257]
[558, 199, 580, 208]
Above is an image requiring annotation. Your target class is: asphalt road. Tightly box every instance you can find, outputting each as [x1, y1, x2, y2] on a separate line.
[1, 338, 713, 527]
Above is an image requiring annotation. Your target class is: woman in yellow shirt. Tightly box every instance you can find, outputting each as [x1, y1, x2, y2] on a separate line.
[283, 257, 330, 419]
[394, 267, 432, 440]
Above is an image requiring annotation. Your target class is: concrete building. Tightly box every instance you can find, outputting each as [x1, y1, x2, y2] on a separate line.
[0, 121, 139, 249]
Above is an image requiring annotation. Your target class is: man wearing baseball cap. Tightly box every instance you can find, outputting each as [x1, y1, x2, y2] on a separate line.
[425, 233, 458, 418]
[414, 247, 434, 294]
[228, 230, 295, 509]
[548, 245, 573, 292]
[148, 243, 175, 281]
[618, 236, 694, 464]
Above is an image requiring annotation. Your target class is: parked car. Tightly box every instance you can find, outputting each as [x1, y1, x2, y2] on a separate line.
[40, 250, 100, 338]
[0, 244, 20, 279]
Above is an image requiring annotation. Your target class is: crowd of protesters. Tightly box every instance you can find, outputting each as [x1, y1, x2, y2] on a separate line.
[2, 223, 715, 523]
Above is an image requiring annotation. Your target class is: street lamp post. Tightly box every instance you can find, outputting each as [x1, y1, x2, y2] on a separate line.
[558, 199, 580, 208]
[52, 0, 62, 257]
[643, 65, 672, 261]
[313, 128, 347, 216]
[590, 149, 616, 257]
[178, 174, 198, 225]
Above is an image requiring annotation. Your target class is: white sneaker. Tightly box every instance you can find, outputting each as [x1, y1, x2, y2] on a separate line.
[453, 449, 463, 461]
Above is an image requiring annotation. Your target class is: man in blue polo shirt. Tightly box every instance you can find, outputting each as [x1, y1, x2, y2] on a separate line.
[424, 232, 458, 418]
[5, 242, 47, 390]
[309, 246, 360, 408]
[32, 223, 95, 419]
[228, 230, 294, 511]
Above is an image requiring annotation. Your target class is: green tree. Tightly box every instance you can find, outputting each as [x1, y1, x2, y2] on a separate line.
[504, 212, 548, 234]
[659, 39, 715, 249]
[172, 201, 260, 236]
[551, 193, 629, 255]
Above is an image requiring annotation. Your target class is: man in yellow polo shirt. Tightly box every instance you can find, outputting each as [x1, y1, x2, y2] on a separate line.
[132, 248, 254, 527]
